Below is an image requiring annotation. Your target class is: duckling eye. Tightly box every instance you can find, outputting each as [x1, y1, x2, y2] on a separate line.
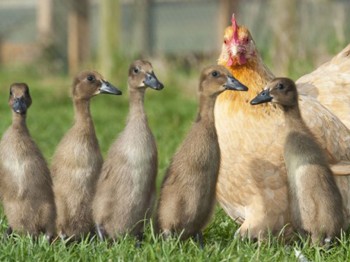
[87, 75, 95, 82]
[211, 71, 219, 77]
[277, 83, 284, 90]
[133, 68, 139, 74]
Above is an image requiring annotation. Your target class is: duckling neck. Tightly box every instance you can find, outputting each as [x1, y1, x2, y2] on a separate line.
[196, 94, 216, 125]
[11, 112, 29, 132]
[128, 88, 146, 121]
[283, 105, 306, 131]
[73, 98, 93, 127]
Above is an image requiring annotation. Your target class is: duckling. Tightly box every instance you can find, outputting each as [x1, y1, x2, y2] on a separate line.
[0, 83, 56, 241]
[51, 70, 122, 240]
[250, 78, 345, 245]
[93, 60, 163, 241]
[156, 65, 247, 244]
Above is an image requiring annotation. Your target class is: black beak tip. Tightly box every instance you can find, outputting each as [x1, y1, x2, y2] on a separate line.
[156, 83, 164, 90]
[241, 85, 248, 91]
[250, 99, 257, 105]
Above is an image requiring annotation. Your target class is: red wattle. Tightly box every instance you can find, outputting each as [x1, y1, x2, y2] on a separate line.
[227, 57, 233, 67]
[238, 54, 247, 65]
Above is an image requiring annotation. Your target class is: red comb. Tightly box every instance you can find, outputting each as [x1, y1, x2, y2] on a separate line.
[231, 13, 239, 43]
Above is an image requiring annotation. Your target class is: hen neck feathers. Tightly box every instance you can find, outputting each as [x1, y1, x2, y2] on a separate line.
[217, 55, 276, 115]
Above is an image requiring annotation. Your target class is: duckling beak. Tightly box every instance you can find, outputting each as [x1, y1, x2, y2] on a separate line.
[250, 89, 272, 105]
[224, 75, 248, 91]
[100, 80, 122, 95]
[143, 72, 164, 90]
[12, 97, 27, 114]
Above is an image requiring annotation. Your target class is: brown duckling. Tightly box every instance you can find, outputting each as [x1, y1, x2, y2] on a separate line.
[156, 65, 247, 245]
[93, 60, 163, 242]
[51, 70, 121, 240]
[251, 78, 345, 245]
[0, 83, 56, 241]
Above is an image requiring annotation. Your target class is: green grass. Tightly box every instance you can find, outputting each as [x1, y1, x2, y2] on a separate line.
[0, 64, 349, 261]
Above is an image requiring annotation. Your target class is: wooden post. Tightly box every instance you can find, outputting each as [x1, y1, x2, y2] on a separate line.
[99, 0, 120, 78]
[68, 0, 89, 75]
[37, 0, 53, 47]
[271, 0, 297, 75]
[133, 0, 152, 56]
[217, 0, 239, 49]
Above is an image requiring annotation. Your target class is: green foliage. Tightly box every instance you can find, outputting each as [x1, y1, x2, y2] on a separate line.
[0, 65, 350, 261]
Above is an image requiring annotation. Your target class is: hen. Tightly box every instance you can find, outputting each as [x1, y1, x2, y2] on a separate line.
[215, 14, 350, 239]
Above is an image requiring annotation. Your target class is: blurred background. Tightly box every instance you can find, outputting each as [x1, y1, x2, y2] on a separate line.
[1, 0, 349, 77]
[0, 0, 349, 174]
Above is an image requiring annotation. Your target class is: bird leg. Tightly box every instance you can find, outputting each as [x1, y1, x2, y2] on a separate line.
[194, 231, 204, 249]
[95, 224, 107, 241]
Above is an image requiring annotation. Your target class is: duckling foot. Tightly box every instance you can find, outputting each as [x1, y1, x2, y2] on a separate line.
[96, 224, 107, 241]
[294, 248, 309, 262]
[161, 229, 172, 240]
[2, 226, 13, 240]
[194, 232, 204, 249]
[322, 237, 332, 249]
[135, 232, 144, 248]
[234, 223, 260, 242]
[234, 227, 250, 241]
[311, 234, 333, 248]
[45, 233, 54, 244]
[59, 233, 68, 241]
[59, 232, 76, 244]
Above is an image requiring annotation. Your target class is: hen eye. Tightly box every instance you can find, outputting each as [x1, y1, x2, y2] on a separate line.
[211, 71, 219, 77]
[277, 83, 284, 90]
[223, 39, 228, 44]
[9, 90, 13, 96]
[133, 68, 139, 74]
[87, 75, 95, 82]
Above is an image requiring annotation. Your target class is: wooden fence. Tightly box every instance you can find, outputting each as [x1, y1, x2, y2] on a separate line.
[0, 0, 349, 75]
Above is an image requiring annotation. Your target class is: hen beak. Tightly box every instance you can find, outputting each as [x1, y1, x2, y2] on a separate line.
[143, 72, 164, 90]
[99, 80, 122, 95]
[224, 75, 248, 91]
[250, 89, 272, 105]
[12, 97, 27, 114]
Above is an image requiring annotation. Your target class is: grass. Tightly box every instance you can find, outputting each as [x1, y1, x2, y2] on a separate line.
[0, 62, 349, 261]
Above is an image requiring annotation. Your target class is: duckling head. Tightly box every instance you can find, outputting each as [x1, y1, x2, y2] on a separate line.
[250, 78, 298, 107]
[72, 70, 122, 100]
[128, 60, 164, 91]
[9, 83, 32, 115]
[199, 65, 248, 97]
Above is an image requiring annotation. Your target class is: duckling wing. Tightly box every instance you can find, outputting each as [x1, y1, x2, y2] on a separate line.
[296, 44, 350, 129]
